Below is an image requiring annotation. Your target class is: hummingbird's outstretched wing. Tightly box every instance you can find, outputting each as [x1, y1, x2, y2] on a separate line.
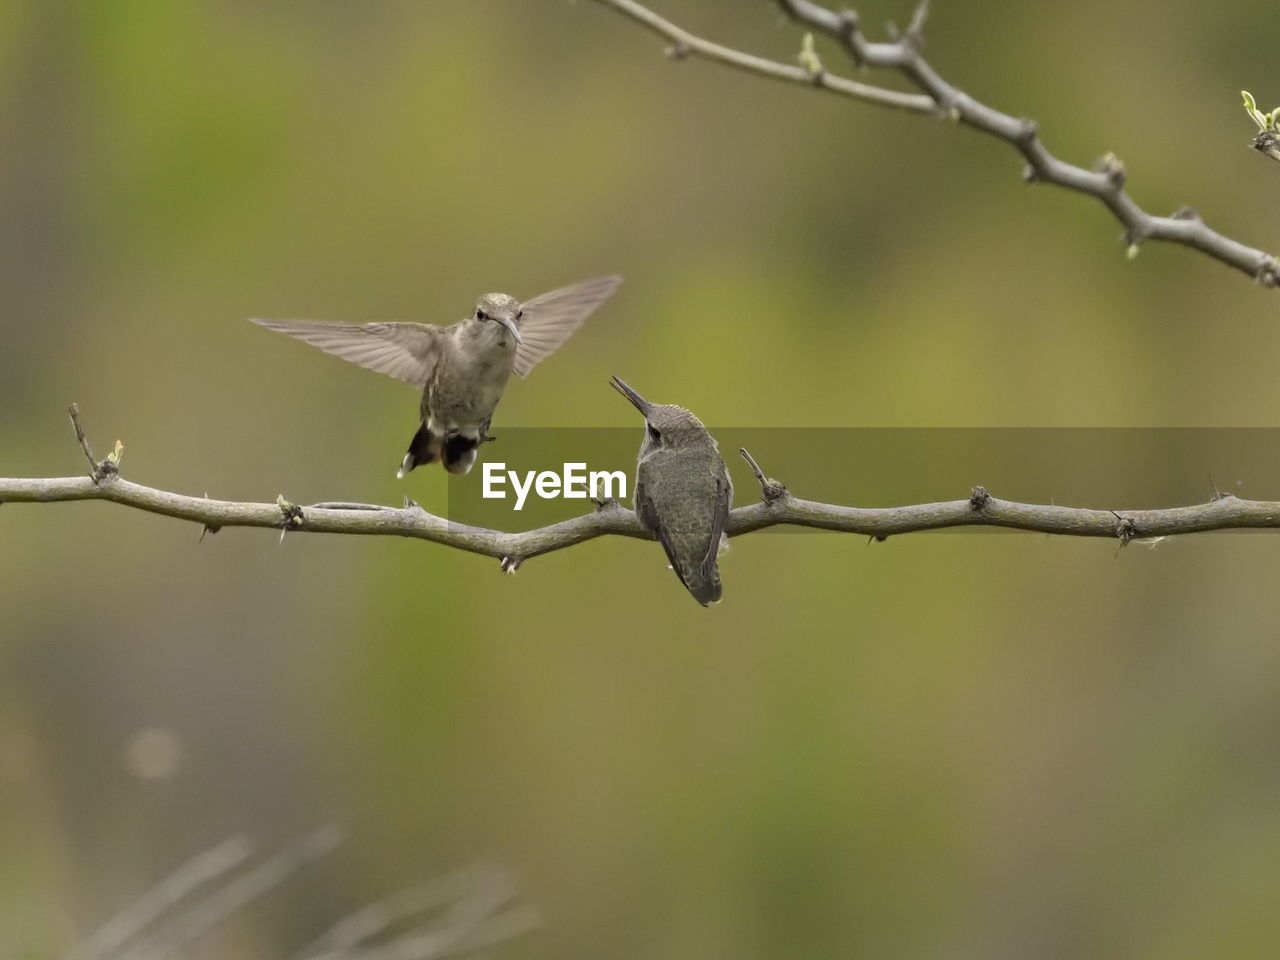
[249, 319, 442, 387]
[512, 275, 623, 378]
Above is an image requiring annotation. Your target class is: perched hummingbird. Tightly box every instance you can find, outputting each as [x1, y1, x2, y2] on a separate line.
[252, 276, 622, 476]
[611, 376, 732, 606]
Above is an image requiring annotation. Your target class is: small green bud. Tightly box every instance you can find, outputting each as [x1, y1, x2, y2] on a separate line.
[1242, 89, 1275, 131]
[798, 33, 823, 76]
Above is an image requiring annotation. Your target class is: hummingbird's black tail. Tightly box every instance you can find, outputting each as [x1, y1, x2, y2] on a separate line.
[442, 434, 480, 475]
[397, 423, 482, 476]
[684, 568, 723, 606]
[397, 423, 440, 478]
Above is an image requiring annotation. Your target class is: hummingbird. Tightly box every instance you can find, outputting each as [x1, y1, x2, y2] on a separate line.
[611, 376, 732, 606]
[252, 276, 622, 476]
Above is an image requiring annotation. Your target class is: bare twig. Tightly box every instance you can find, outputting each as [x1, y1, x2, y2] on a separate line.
[586, 0, 1280, 288]
[738, 447, 787, 503]
[69, 833, 536, 960]
[67, 403, 123, 483]
[123, 826, 344, 960]
[300, 906, 541, 960]
[67, 404, 98, 472]
[298, 865, 538, 960]
[66, 836, 253, 960]
[294, 862, 511, 959]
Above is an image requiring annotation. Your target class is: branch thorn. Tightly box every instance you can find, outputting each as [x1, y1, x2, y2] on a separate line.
[1096, 151, 1126, 188]
[1209, 474, 1226, 503]
[1256, 255, 1280, 288]
[1209, 475, 1240, 503]
[1111, 510, 1137, 546]
[276, 494, 304, 537]
[836, 9, 864, 66]
[969, 486, 990, 511]
[199, 491, 220, 542]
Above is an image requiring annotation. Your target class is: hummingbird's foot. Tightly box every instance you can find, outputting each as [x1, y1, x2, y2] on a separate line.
[500, 555, 522, 574]
[591, 496, 620, 511]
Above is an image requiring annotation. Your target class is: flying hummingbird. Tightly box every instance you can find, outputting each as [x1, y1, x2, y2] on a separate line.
[611, 376, 732, 606]
[252, 276, 622, 476]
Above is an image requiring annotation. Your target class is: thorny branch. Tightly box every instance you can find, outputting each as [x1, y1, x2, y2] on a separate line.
[586, 0, 1280, 288]
[4, 408, 1280, 575]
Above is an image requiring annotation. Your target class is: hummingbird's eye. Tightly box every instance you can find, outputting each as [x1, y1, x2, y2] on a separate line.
[647, 424, 661, 443]
[516, 309, 523, 321]
[476, 309, 488, 321]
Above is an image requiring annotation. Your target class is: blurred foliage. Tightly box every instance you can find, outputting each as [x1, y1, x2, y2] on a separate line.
[5, 1, 1280, 957]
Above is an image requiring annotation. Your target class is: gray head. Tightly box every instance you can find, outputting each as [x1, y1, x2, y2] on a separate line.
[473, 292, 524, 343]
[610, 376, 712, 453]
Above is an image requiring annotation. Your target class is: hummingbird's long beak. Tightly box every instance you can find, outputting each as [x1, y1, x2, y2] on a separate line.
[497, 315, 524, 344]
[609, 376, 650, 415]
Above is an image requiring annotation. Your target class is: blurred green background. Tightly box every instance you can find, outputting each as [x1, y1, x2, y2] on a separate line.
[5, 0, 1280, 957]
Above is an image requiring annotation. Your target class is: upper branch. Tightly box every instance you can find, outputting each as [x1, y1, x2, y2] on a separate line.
[587, 0, 1280, 288]
[588, 0, 933, 113]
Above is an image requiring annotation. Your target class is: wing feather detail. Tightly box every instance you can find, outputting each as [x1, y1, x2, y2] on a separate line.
[513, 275, 623, 378]
[249, 319, 442, 387]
